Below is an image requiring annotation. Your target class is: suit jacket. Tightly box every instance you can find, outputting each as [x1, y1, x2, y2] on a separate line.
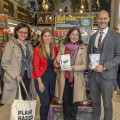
[88, 28, 120, 80]
[0, 43, 2, 74]
[32, 45, 58, 80]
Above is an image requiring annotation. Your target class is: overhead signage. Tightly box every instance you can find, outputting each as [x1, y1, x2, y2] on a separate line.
[3, 0, 14, 18]
[55, 17, 93, 31]
[17, 5, 31, 23]
[37, 12, 52, 24]
[37, 12, 98, 25]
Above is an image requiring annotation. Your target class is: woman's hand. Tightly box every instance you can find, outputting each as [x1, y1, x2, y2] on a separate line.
[37, 77, 45, 93]
[69, 66, 73, 71]
[56, 56, 61, 64]
[17, 75, 22, 83]
[88, 62, 94, 70]
[54, 68, 58, 73]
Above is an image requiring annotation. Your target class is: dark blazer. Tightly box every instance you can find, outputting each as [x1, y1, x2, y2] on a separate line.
[0, 43, 2, 75]
[88, 28, 120, 80]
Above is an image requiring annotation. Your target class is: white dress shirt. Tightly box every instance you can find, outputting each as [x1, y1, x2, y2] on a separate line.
[94, 27, 108, 48]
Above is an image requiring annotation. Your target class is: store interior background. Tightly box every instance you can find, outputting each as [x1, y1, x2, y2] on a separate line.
[0, 0, 120, 87]
[0, 0, 120, 93]
[0, 0, 119, 99]
[0, 0, 119, 38]
[1, 1, 120, 120]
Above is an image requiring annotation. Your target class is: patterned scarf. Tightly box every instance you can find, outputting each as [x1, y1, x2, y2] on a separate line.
[65, 43, 79, 87]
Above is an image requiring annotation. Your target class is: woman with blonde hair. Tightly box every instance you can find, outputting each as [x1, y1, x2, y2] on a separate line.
[32, 28, 58, 120]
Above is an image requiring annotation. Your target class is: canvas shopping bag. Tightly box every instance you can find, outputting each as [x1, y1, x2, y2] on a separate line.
[10, 81, 37, 120]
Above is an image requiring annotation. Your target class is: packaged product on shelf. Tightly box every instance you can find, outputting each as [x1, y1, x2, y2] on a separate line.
[0, 14, 9, 47]
[4, 15, 8, 28]
[0, 31, 3, 43]
[0, 14, 3, 28]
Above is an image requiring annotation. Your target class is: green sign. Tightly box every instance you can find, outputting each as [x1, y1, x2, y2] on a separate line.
[81, 18, 91, 26]
[55, 17, 93, 31]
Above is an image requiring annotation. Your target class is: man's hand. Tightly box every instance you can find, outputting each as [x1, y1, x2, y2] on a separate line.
[94, 65, 104, 72]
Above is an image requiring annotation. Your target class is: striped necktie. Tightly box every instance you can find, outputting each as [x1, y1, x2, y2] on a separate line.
[98, 32, 103, 48]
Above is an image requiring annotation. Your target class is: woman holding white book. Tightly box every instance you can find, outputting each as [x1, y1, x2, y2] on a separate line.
[54, 27, 87, 120]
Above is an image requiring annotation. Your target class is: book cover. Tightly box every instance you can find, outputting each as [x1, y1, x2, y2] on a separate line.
[60, 54, 71, 71]
[89, 54, 100, 69]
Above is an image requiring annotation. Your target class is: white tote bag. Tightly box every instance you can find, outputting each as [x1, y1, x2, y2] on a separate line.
[10, 81, 37, 120]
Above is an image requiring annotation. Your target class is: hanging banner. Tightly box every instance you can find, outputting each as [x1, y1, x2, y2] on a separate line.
[3, 0, 14, 18]
[55, 16, 93, 44]
[37, 12, 52, 24]
[17, 5, 31, 23]
[37, 12, 98, 25]
[55, 17, 93, 31]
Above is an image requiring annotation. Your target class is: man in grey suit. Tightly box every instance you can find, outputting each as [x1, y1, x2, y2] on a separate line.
[88, 10, 120, 120]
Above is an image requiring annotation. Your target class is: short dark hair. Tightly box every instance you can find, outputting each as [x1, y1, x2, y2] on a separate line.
[63, 26, 83, 45]
[14, 23, 31, 40]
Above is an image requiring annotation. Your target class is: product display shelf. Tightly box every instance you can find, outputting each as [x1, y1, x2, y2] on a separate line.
[0, 14, 9, 48]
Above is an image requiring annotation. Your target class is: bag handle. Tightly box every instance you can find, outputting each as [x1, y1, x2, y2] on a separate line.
[18, 83, 22, 100]
[18, 80, 32, 100]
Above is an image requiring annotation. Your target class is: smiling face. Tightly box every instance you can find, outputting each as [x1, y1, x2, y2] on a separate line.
[69, 30, 79, 44]
[97, 10, 110, 31]
[43, 32, 52, 45]
[17, 27, 28, 41]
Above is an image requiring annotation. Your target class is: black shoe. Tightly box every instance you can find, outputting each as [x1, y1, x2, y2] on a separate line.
[64, 116, 70, 120]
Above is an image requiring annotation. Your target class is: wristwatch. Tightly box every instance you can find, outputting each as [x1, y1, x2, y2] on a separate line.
[102, 64, 107, 70]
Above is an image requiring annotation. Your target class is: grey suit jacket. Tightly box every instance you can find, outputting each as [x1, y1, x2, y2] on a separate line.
[0, 43, 2, 75]
[88, 28, 120, 80]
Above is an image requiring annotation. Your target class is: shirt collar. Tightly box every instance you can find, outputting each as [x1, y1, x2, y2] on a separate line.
[17, 39, 27, 44]
[98, 27, 109, 34]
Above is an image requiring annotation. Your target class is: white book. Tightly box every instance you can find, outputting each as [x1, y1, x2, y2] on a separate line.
[60, 54, 71, 71]
[89, 54, 100, 69]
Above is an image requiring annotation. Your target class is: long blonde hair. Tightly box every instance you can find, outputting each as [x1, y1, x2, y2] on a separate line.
[39, 28, 54, 60]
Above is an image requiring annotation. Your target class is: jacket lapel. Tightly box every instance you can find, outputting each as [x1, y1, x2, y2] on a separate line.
[102, 28, 112, 46]
[90, 32, 97, 53]
[12, 38, 22, 67]
[77, 45, 85, 55]
[27, 42, 33, 59]
[100, 28, 112, 63]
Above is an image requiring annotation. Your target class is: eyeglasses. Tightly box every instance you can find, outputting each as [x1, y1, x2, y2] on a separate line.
[71, 33, 79, 37]
[18, 31, 28, 35]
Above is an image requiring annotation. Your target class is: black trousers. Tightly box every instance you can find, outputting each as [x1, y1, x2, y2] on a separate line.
[34, 79, 53, 120]
[0, 74, 2, 91]
[20, 71, 31, 100]
[63, 80, 78, 120]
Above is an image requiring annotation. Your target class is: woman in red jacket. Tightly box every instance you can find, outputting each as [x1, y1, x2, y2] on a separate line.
[32, 28, 58, 120]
